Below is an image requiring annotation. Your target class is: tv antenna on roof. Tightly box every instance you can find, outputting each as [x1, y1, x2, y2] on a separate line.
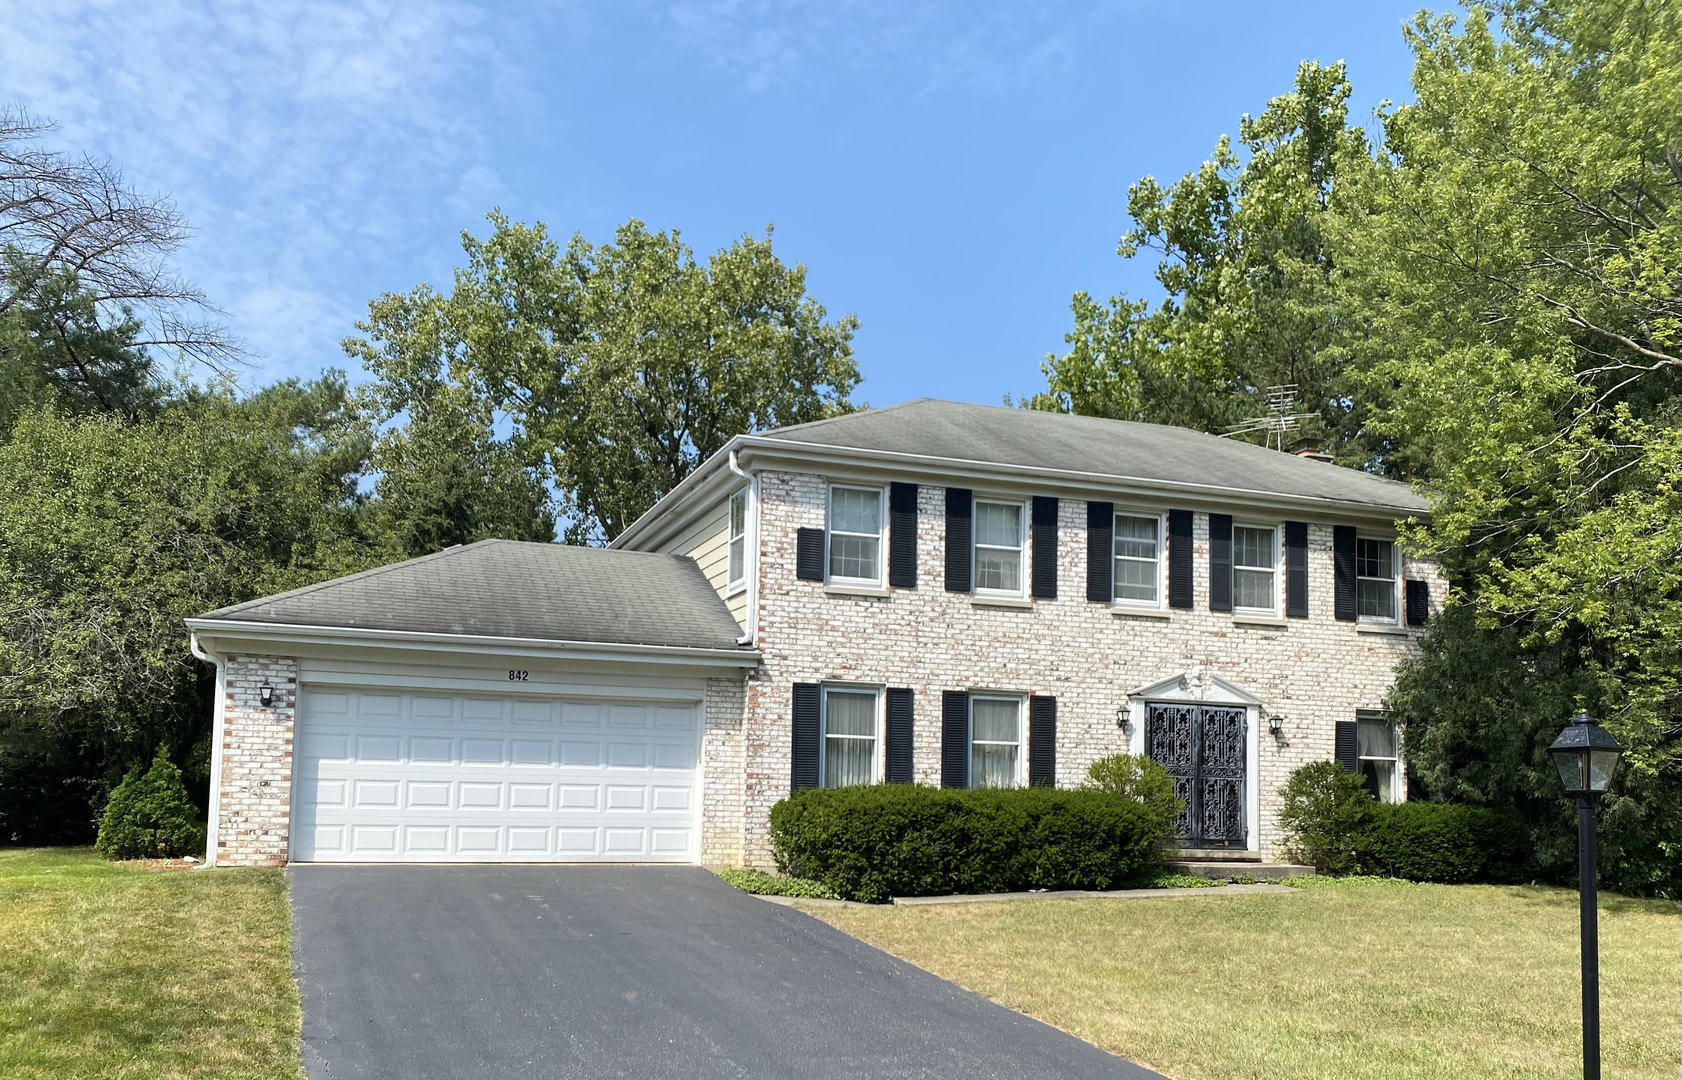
[1218, 384, 1316, 452]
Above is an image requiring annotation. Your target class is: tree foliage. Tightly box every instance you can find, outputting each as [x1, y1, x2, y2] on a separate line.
[348, 214, 861, 543]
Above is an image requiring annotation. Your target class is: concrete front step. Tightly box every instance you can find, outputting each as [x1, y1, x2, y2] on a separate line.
[1172, 848, 1263, 863]
[1166, 859, 1314, 881]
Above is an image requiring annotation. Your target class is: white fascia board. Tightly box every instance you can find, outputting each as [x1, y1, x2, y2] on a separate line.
[733, 437, 1430, 525]
[611, 437, 747, 551]
[183, 619, 761, 669]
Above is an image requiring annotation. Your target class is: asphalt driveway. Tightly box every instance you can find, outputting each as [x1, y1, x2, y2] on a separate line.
[289, 865, 1160, 1080]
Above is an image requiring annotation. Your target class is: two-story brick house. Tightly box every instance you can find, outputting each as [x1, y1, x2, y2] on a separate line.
[189, 399, 1434, 868]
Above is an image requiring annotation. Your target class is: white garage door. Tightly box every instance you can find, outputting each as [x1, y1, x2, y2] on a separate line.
[292, 687, 700, 863]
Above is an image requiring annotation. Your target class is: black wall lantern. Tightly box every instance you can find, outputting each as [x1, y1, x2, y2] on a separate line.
[1267, 713, 1285, 737]
[259, 683, 275, 708]
[1547, 710, 1623, 1080]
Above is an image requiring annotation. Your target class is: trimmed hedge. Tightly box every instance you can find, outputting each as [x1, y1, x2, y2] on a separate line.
[1279, 762, 1529, 884]
[1363, 802, 1527, 884]
[94, 749, 205, 860]
[768, 785, 1161, 903]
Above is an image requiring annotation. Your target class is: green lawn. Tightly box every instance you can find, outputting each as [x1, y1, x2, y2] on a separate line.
[0, 848, 301, 1080]
[807, 878, 1682, 1080]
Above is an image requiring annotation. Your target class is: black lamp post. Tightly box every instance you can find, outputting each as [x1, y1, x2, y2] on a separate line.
[1547, 710, 1623, 1080]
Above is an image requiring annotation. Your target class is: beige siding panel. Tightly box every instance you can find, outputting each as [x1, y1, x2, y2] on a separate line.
[662, 492, 745, 630]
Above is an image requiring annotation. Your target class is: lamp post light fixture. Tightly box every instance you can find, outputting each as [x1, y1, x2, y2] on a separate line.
[1547, 710, 1623, 1080]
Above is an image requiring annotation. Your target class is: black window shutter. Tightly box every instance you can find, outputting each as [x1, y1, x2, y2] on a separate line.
[1284, 521, 1309, 618]
[1031, 496, 1058, 599]
[792, 683, 821, 790]
[795, 527, 825, 581]
[1333, 525, 1358, 621]
[1167, 509, 1194, 609]
[1208, 513, 1233, 612]
[1405, 579, 1430, 626]
[941, 691, 969, 788]
[944, 488, 972, 592]
[1334, 720, 1359, 772]
[885, 688, 915, 783]
[1028, 696, 1057, 787]
[888, 483, 918, 588]
[1085, 500, 1113, 602]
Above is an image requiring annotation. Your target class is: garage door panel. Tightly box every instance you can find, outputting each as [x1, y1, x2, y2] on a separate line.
[293, 688, 698, 863]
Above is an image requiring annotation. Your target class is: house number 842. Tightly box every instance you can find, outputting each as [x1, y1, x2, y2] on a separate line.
[507, 670, 529, 681]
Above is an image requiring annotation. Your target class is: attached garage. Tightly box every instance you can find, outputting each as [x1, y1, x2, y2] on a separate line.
[186, 540, 757, 868]
[293, 688, 701, 863]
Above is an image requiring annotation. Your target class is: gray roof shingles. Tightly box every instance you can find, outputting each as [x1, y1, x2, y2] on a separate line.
[196, 540, 746, 650]
[759, 398, 1428, 513]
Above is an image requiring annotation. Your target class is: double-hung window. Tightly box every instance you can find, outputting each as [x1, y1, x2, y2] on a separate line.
[1113, 513, 1160, 604]
[1357, 537, 1399, 623]
[969, 694, 1024, 788]
[973, 498, 1025, 596]
[821, 686, 879, 787]
[1357, 711, 1402, 803]
[1232, 524, 1279, 613]
[827, 485, 884, 585]
[726, 489, 748, 594]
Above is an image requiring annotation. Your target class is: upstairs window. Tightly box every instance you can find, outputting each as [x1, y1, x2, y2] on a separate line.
[821, 686, 879, 787]
[726, 489, 748, 594]
[1232, 524, 1278, 612]
[970, 694, 1024, 788]
[973, 498, 1025, 596]
[1357, 537, 1398, 622]
[1113, 514, 1160, 604]
[827, 485, 884, 585]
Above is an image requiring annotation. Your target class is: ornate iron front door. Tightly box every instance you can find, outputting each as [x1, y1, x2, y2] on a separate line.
[1145, 703, 1247, 848]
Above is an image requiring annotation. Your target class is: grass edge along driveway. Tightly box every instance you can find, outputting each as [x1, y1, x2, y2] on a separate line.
[805, 877, 1682, 1080]
[0, 847, 301, 1080]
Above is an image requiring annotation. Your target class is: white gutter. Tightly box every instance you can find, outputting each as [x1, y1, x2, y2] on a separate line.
[185, 619, 761, 668]
[726, 448, 758, 646]
[188, 631, 225, 868]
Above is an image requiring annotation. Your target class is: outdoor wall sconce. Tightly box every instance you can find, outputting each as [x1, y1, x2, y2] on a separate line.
[1268, 713, 1285, 736]
[1115, 704, 1131, 733]
[259, 683, 275, 708]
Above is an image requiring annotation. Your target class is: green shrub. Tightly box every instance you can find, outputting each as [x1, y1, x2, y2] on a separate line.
[1278, 761, 1376, 874]
[768, 785, 1161, 903]
[1080, 753, 1182, 848]
[1363, 802, 1528, 884]
[716, 867, 841, 899]
[93, 749, 205, 860]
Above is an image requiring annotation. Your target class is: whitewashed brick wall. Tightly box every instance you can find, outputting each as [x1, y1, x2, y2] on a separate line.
[214, 655, 297, 866]
[700, 675, 747, 865]
[733, 470, 1443, 867]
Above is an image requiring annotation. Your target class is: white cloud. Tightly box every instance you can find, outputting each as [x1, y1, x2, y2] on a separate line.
[0, 0, 528, 387]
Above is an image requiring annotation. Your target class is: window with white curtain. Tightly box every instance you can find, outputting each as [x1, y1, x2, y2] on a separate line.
[1232, 524, 1278, 612]
[969, 695, 1024, 788]
[827, 485, 884, 585]
[972, 498, 1025, 596]
[821, 687, 880, 787]
[1113, 513, 1160, 604]
[726, 489, 748, 594]
[1357, 712, 1402, 803]
[1357, 537, 1398, 622]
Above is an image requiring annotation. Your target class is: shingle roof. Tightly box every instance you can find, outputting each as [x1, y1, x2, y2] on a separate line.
[759, 398, 1427, 513]
[196, 540, 746, 650]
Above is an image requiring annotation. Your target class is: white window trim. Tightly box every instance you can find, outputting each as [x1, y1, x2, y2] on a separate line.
[819, 683, 884, 788]
[1356, 534, 1402, 626]
[1356, 709, 1404, 803]
[1231, 521, 1282, 617]
[825, 483, 887, 589]
[968, 691, 1026, 788]
[725, 488, 749, 597]
[1112, 509, 1167, 610]
[971, 495, 1029, 599]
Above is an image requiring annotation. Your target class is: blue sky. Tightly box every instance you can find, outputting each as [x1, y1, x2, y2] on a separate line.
[2, 2, 1427, 408]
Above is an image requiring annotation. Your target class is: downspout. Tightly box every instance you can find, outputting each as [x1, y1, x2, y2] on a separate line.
[727, 448, 758, 647]
[189, 631, 226, 868]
